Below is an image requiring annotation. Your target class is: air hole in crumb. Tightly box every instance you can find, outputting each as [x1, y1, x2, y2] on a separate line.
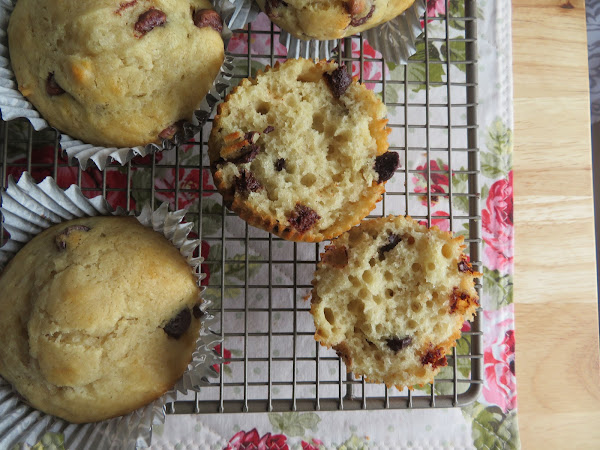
[434, 324, 443, 334]
[324, 308, 335, 325]
[312, 114, 325, 132]
[359, 288, 369, 299]
[428, 262, 436, 271]
[411, 263, 422, 272]
[362, 270, 374, 284]
[375, 324, 383, 334]
[407, 319, 417, 329]
[411, 301, 422, 313]
[384, 271, 394, 282]
[385, 289, 394, 298]
[332, 172, 344, 183]
[432, 292, 439, 299]
[373, 295, 383, 305]
[349, 299, 364, 314]
[416, 367, 427, 377]
[442, 243, 453, 258]
[407, 235, 415, 245]
[438, 308, 447, 315]
[257, 102, 270, 115]
[349, 275, 361, 288]
[369, 258, 377, 267]
[301, 173, 317, 187]
[426, 300, 433, 308]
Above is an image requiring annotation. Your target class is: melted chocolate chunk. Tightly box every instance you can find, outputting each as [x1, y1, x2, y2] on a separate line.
[235, 170, 263, 194]
[192, 303, 204, 319]
[449, 287, 473, 314]
[386, 336, 412, 353]
[378, 233, 402, 260]
[421, 345, 447, 369]
[324, 66, 352, 98]
[349, 4, 375, 27]
[274, 158, 286, 172]
[263, 126, 275, 134]
[232, 144, 260, 164]
[193, 9, 223, 33]
[457, 258, 472, 273]
[374, 152, 400, 183]
[265, 0, 288, 17]
[46, 73, 65, 96]
[135, 8, 167, 35]
[321, 245, 349, 268]
[158, 121, 185, 140]
[55, 225, 90, 251]
[163, 308, 191, 339]
[288, 204, 320, 233]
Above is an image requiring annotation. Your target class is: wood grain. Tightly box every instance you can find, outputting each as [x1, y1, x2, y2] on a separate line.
[512, 0, 600, 448]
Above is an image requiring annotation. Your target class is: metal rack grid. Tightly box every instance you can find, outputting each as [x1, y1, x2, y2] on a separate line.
[0, 0, 481, 413]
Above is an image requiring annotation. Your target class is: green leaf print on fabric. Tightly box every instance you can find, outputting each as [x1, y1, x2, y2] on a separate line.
[268, 412, 320, 437]
[463, 403, 520, 450]
[201, 200, 225, 238]
[337, 435, 370, 450]
[483, 267, 514, 307]
[131, 168, 155, 208]
[441, 41, 467, 72]
[407, 41, 446, 92]
[482, 118, 513, 178]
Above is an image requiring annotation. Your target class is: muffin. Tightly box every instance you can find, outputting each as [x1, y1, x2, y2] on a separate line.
[8, 0, 225, 148]
[208, 58, 398, 242]
[310, 215, 480, 389]
[256, 0, 416, 41]
[0, 216, 203, 423]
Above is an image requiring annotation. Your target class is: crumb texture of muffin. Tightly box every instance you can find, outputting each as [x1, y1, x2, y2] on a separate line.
[8, 0, 224, 147]
[256, 0, 416, 41]
[311, 215, 480, 389]
[208, 58, 397, 242]
[0, 217, 203, 423]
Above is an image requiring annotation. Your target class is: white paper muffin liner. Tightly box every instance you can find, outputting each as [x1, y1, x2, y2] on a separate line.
[0, 0, 234, 170]
[0, 172, 222, 450]
[214, 0, 426, 62]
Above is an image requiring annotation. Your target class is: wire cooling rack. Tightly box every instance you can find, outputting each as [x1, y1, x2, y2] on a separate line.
[0, 0, 481, 413]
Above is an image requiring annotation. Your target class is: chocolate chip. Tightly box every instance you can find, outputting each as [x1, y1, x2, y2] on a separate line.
[378, 233, 402, 260]
[421, 345, 447, 369]
[244, 131, 260, 144]
[265, 0, 288, 17]
[288, 203, 320, 233]
[349, 4, 375, 27]
[449, 287, 472, 314]
[163, 308, 191, 339]
[274, 158, 286, 171]
[135, 8, 167, 35]
[263, 126, 275, 134]
[324, 66, 352, 98]
[457, 258, 472, 273]
[235, 170, 263, 194]
[46, 73, 65, 96]
[231, 144, 260, 164]
[193, 9, 223, 33]
[386, 336, 412, 353]
[321, 245, 349, 268]
[192, 303, 204, 319]
[374, 152, 400, 183]
[55, 225, 90, 251]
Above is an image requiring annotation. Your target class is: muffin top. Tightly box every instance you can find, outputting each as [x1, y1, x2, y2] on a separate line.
[255, 0, 416, 41]
[209, 58, 397, 242]
[0, 216, 203, 423]
[311, 215, 480, 389]
[8, 0, 224, 147]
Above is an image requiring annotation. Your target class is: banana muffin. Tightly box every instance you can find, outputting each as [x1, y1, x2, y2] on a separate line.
[8, 0, 224, 147]
[0, 216, 203, 423]
[310, 215, 480, 389]
[256, 0, 416, 41]
[208, 58, 398, 242]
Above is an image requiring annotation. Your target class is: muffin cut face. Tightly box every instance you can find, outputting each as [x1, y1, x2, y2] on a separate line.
[208, 58, 397, 242]
[255, 0, 416, 41]
[8, 0, 225, 148]
[311, 215, 480, 389]
[0, 217, 203, 423]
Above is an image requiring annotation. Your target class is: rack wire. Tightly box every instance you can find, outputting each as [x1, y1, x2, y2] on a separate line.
[0, 0, 481, 413]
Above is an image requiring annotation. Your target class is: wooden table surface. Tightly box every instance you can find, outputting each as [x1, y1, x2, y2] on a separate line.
[512, 0, 600, 447]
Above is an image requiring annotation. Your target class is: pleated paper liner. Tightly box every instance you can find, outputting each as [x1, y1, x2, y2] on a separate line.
[0, 172, 222, 449]
[0, 0, 234, 170]
[214, 0, 426, 62]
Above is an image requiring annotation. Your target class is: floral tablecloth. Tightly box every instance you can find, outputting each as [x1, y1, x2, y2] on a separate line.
[4, 0, 517, 448]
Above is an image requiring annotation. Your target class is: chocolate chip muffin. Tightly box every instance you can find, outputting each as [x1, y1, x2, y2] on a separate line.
[0, 217, 203, 423]
[256, 0, 416, 41]
[8, 0, 224, 148]
[208, 58, 397, 242]
[310, 215, 480, 389]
